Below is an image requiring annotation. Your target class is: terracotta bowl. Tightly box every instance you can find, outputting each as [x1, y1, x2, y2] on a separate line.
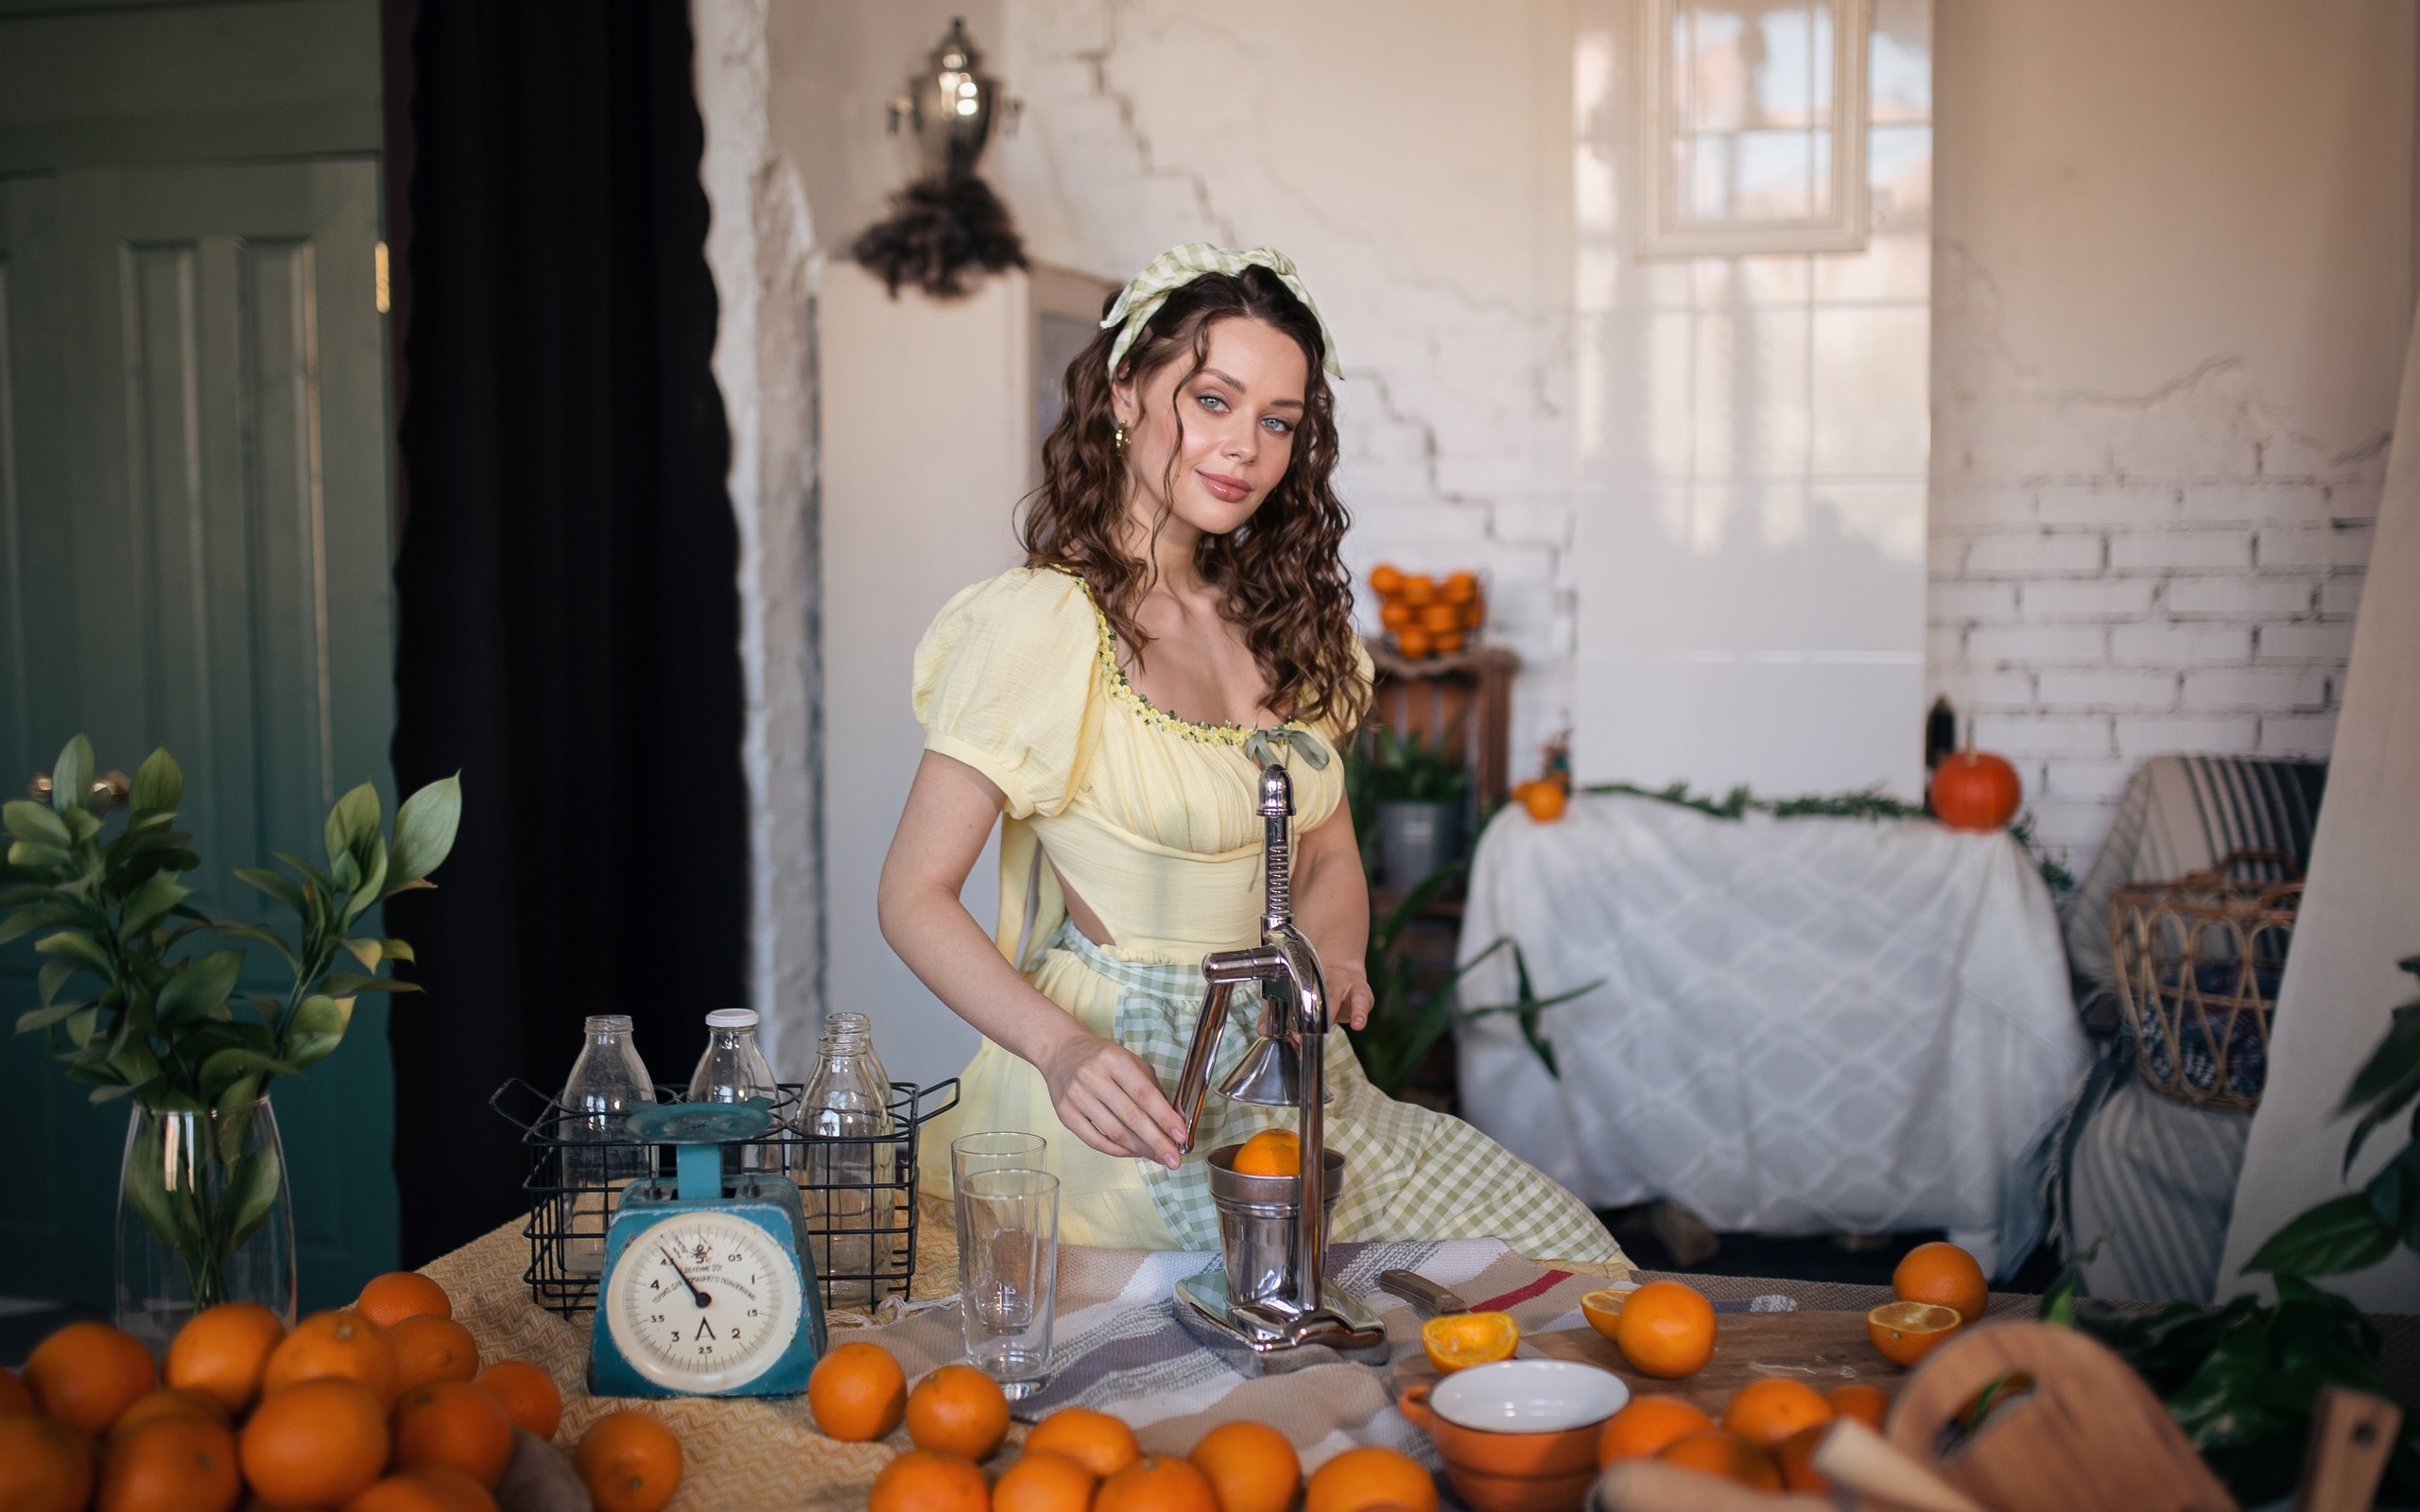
[1399, 1360, 1631, 1512]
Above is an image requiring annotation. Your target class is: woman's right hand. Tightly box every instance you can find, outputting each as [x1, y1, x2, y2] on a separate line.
[1039, 1030, 1190, 1169]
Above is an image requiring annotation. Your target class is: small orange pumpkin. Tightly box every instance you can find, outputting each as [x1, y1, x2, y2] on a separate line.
[1930, 747, 2021, 832]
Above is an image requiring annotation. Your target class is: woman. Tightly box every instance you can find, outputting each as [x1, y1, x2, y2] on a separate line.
[879, 244, 1618, 1266]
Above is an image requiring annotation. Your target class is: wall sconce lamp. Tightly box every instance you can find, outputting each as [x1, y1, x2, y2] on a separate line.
[855, 17, 1029, 300]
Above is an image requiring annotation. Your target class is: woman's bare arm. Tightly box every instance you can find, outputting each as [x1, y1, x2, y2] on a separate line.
[1288, 800, 1375, 1030]
[876, 750, 1191, 1167]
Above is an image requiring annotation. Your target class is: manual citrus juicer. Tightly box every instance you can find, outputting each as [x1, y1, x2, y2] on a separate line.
[1167, 753, 1390, 1370]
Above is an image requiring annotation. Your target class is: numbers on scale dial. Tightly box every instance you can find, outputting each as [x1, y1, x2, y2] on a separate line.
[609, 1213, 794, 1389]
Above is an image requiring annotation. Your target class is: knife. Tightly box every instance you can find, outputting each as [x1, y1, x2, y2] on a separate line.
[1378, 1269, 1548, 1357]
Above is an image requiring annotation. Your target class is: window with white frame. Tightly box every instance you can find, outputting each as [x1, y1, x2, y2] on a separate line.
[1636, 0, 1870, 256]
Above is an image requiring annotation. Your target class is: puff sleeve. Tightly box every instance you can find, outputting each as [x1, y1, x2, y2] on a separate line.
[912, 569, 1105, 819]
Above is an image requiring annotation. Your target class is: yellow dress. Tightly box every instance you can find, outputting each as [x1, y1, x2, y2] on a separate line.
[911, 567, 1620, 1266]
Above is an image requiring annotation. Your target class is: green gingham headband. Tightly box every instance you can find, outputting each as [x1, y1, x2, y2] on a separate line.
[1101, 243, 1343, 380]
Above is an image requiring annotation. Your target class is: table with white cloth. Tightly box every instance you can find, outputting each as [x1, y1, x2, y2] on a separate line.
[1453, 792, 2092, 1277]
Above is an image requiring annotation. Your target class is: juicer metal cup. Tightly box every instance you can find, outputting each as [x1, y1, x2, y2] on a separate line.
[1208, 1143, 1345, 1308]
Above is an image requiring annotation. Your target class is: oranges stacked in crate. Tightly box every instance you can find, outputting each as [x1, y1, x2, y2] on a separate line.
[1368, 565, 1483, 660]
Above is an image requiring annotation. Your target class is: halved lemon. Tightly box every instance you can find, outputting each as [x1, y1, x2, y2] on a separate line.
[1579, 1287, 1633, 1342]
[1866, 1301, 1962, 1367]
[1422, 1311, 1520, 1373]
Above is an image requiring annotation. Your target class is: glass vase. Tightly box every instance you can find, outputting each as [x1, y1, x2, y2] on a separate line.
[116, 1096, 297, 1355]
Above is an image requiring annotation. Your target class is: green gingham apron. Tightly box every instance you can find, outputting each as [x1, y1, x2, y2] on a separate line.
[1042, 921, 1623, 1267]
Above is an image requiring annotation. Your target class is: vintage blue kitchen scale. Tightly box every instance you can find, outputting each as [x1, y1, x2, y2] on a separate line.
[588, 1103, 827, 1399]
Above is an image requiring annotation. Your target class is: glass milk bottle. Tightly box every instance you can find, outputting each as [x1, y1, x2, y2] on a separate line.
[798, 1013, 895, 1306]
[686, 1007, 784, 1179]
[560, 1015, 657, 1275]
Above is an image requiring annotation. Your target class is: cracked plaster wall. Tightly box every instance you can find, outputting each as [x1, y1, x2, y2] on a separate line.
[1928, 0, 2413, 874]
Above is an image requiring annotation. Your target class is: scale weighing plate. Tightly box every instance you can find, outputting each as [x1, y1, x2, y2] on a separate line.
[1173, 1269, 1391, 1374]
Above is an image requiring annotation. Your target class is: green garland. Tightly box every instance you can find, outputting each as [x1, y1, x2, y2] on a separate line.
[1578, 779, 2078, 895]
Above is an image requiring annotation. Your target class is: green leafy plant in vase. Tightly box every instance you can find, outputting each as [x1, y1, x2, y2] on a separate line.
[4, 734, 459, 1341]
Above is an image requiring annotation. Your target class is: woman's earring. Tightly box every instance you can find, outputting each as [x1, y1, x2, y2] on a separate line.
[1113, 421, 1130, 455]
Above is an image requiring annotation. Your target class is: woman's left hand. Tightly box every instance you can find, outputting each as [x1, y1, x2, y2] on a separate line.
[1326, 963, 1374, 1031]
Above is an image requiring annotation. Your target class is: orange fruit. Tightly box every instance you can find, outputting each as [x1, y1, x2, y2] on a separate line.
[474, 1359, 563, 1441]
[0, 1364, 32, 1417]
[1303, 1444, 1439, 1512]
[806, 1341, 907, 1442]
[1775, 1422, 1832, 1492]
[1826, 1383, 1890, 1431]
[1369, 564, 1404, 596]
[341, 1475, 462, 1512]
[1394, 628, 1433, 659]
[1867, 1301, 1962, 1367]
[98, 1415, 241, 1512]
[0, 1412, 97, 1512]
[390, 1315, 480, 1391]
[355, 1272, 453, 1330]
[107, 1388, 232, 1444]
[1522, 783, 1567, 823]
[905, 1363, 1011, 1461]
[1025, 1404, 1141, 1478]
[1189, 1419, 1300, 1512]
[1893, 1242, 1988, 1324]
[1442, 573, 1478, 604]
[264, 1310, 400, 1406]
[1578, 1288, 1630, 1342]
[240, 1378, 391, 1508]
[391, 1380, 513, 1486]
[25, 1319, 158, 1436]
[1596, 1396, 1715, 1465]
[869, 1449, 989, 1512]
[1657, 1430, 1781, 1489]
[1420, 1312, 1519, 1372]
[1721, 1378, 1832, 1448]
[411, 1463, 502, 1512]
[1097, 1454, 1219, 1512]
[576, 1409, 684, 1512]
[1417, 601, 1461, 634]
[1232, 1129, 1300, 1177]
[1613, 1280, 1716, 1379]
[994, 1451, 1098, 1512]
[1431, 630, 1465, 655]
[166, 1303, 286, 1414]
[1398, 576, 1437, 607]
[1379, 600, 1416, 632]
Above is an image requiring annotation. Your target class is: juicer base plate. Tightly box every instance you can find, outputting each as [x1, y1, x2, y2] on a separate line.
[1173, 1270, 1392, 1373]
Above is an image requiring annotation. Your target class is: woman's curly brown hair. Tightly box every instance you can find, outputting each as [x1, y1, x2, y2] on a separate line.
[1022, 266, 1367, 732]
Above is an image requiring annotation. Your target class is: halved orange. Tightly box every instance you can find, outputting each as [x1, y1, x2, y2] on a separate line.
[1421, 1312, 1520, 1373]
[1866, 1302, 1962, 1367]
[1232, 1130, 1300, 1177]
[1578, 1288, 1631, 1342]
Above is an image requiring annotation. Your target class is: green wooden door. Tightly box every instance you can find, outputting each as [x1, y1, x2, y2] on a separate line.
[0, 159, 399, 1311]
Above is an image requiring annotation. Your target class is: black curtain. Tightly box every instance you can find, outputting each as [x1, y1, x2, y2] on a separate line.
[386, 0, 749, 1264]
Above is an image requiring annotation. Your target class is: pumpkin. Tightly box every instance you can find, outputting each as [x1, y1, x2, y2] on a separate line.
[1930, 747, 2022, 832]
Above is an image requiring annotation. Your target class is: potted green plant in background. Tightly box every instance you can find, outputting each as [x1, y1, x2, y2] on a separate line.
[1352, 725, 1474, 894]
[4, 734, 459, 1350]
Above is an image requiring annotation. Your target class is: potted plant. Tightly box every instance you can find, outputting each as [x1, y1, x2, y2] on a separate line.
[4, 734, 459, 1349]
[1352, 725, 1474, 894]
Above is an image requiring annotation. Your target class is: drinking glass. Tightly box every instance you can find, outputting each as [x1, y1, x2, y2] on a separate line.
[958, 1167, 1059, 1397]
[950, 1131, 1046, 1229]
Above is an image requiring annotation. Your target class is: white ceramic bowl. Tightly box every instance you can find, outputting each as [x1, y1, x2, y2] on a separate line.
[1430, 1359, 1632, 1434]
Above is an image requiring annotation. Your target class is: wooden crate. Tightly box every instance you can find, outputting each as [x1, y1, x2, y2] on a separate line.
[1364, 640, 1521, 809]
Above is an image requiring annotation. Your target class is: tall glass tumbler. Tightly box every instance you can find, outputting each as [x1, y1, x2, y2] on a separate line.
[958, 1167, 1059, 1398]
[949, 1131, 1046, 1236]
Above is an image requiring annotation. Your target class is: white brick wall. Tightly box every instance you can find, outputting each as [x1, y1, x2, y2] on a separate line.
[1931, 250, 2382, 874]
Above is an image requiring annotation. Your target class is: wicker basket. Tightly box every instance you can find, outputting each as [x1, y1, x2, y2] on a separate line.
[2108, 850, 2302, 1111]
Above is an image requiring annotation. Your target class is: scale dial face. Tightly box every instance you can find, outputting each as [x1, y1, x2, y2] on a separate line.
[604, 1211, 799, 1393]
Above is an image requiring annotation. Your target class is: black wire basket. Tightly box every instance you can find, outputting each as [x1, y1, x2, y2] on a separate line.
[492, 1076, 959, 1317]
